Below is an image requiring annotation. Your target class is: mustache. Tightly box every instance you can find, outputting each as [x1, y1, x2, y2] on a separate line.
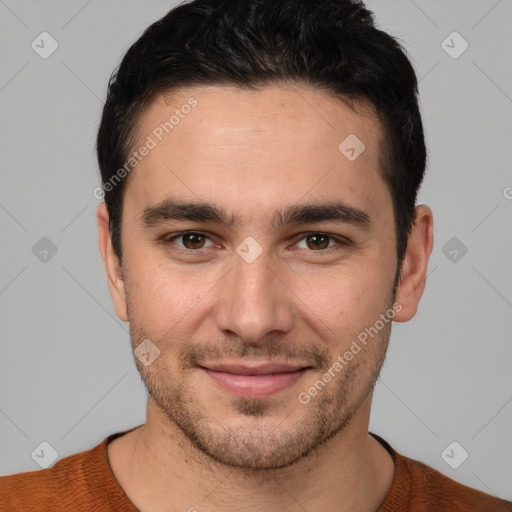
[178, 340, 331, 371]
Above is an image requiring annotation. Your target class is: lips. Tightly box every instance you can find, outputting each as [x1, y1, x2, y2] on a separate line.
[199, 361, 311, 398]
[201, 362, 309, 375]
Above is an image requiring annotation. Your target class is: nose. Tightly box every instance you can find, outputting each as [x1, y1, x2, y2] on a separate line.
[214, 248, 294, 343]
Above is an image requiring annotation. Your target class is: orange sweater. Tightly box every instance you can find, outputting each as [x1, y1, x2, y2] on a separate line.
[1, 430, 511, 511]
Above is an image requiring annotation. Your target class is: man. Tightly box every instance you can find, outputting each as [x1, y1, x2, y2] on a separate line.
[1, 0, 511, 510]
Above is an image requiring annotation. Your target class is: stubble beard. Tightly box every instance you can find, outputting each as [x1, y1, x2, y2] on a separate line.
[128, 320, 391, 472]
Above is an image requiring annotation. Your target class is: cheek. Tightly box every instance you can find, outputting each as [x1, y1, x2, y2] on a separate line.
[288, 261, 392, 343]
[125, 256, 219, 338]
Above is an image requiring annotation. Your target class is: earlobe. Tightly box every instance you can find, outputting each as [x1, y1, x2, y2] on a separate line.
[393, 205, 434, 323]
[97, 203, 129, 322]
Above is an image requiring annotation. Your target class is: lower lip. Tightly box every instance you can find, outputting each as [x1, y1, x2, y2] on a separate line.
[201, 368, 308, 398]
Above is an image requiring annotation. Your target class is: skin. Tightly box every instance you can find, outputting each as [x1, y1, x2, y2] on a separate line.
[98, 84, 433, 512]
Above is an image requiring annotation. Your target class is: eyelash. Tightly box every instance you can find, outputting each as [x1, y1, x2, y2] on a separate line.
[162, 231, 351, 254]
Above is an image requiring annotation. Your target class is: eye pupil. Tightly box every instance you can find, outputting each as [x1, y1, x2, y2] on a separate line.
[183, 233, 205, 249]
[306, 234, 329, 250]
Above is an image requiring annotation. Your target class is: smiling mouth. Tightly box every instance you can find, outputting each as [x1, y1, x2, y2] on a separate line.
[198, 361, 312, 398]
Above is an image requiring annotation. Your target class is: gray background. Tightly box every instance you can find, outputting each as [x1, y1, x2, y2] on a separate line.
[1, 0, 511, 502]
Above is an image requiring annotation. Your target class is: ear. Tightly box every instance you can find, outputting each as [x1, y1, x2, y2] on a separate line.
[97, 203, 128, 322]
[393, 204, 434, 322]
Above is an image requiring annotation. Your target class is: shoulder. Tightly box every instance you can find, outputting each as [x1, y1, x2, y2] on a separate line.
[371, 433, 512, 512]
[399, 452, 512, 511]
[0, 466, 61, 511]
[0, 438, 107, 512]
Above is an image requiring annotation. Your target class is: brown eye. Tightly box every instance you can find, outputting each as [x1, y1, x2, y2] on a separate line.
[181, 233, 207, 249]
[305, 234, 331, 250]
[163, 231, 217, 253]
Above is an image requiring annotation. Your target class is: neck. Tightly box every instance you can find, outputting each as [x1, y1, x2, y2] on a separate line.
[108, 393, 395, 512]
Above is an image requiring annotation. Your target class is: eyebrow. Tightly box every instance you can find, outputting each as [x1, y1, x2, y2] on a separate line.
[141, 198, 371, 231]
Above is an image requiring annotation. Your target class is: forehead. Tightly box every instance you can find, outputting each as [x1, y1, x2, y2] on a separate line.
[125, 84, 391, 229]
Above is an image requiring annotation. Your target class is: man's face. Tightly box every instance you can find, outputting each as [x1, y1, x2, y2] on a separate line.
[114, 84, 399, 469]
